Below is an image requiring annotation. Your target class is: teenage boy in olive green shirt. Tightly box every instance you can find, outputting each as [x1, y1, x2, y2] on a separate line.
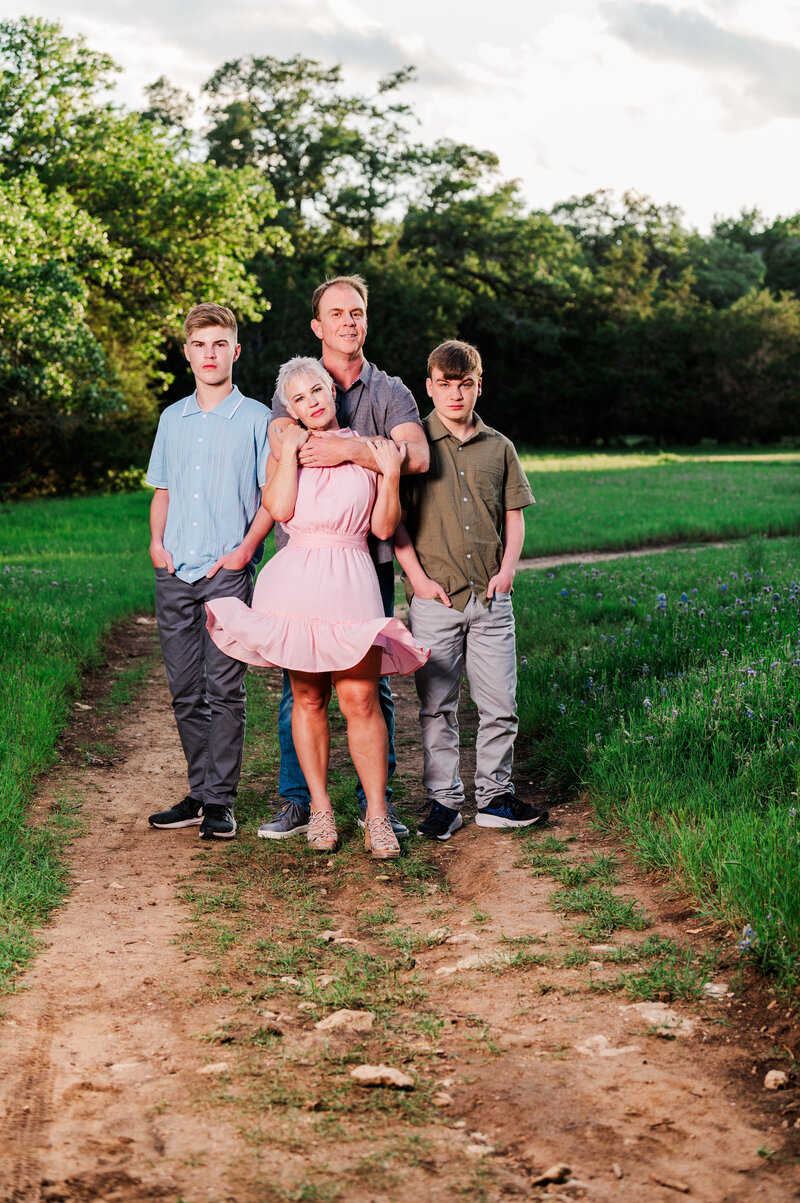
[395, 339, 548, 840]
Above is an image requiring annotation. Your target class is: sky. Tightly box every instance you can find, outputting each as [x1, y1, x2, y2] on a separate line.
[3, 0, 800, 231]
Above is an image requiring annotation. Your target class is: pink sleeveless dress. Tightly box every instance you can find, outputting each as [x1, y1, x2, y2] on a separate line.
[205, 432, 429, 676]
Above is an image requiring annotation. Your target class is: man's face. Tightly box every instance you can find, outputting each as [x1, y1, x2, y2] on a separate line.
[426, 367, 482, 425]
[311, 285, 367, 359]
[183, 325, 240, 386]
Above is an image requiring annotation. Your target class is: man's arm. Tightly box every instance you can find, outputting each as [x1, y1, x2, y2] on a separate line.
[205, 488, 276, 578]
[390, 421, 429, 475]
[486, 509, 525, 599]
[393, 520, 451, 606]
[149, 488, 175, 574]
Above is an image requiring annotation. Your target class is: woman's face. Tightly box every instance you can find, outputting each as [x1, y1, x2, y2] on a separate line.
[285, 371, 338, 431]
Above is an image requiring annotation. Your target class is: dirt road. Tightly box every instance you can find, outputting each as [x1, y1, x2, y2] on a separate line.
[1, 618, 798, 1202]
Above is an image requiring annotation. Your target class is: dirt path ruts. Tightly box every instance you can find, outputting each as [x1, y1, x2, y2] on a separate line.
[1, 617, 799, 1201]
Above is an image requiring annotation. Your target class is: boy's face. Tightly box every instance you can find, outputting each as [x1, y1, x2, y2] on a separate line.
[311, 284, 367, 359]
[426, 367, 482, 426]
[183, 324, 240, 387]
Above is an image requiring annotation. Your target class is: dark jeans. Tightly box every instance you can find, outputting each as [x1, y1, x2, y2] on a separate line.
[154, 567, 253, 807]
[277, 559, 396, 808]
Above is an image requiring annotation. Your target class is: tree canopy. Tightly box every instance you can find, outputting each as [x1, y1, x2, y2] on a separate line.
[1, 17, 798, 494]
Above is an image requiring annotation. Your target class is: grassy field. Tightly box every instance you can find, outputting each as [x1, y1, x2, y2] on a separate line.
[1, 448, 798, 990]
[514, 535, 800, 990]
[519, 448, 800, 557]
[0, 493, 155, 984]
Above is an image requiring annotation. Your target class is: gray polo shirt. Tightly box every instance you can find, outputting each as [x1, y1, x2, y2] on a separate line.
[271, 358, 421, 562]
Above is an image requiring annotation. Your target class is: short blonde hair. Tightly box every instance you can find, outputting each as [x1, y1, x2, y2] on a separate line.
[184, 303, 238, 340]
[275, 356, 335, 411]
[311, 275, 368, 319]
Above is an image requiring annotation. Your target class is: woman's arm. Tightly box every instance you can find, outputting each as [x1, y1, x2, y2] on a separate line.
[367, 440, 404, 539]
[262, 427, 308, 523]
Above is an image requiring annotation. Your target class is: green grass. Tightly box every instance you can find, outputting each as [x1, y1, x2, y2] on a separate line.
[515, 534, 800, 990]
[519, 447, 800, 556]
[0, 491, 155, 988]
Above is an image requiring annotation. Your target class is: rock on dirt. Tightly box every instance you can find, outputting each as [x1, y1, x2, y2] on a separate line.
[350, 1064, 415, 1089]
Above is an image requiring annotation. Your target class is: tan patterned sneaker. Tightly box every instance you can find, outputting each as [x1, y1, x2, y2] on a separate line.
[307, 809, 338, 852]
[365, 815, 400, 860]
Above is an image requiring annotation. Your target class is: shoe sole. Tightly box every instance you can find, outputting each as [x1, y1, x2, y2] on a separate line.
[148, 818, 202, 829]
[258, 823, 310, 839]
[419, 812, 463, 841]
[475, 811, 549, 828]
[199, 822, 237, 840]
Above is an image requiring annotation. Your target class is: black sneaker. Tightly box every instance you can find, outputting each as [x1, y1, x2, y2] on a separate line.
[199, 804, 237, 840]
[148, 796, 203, 829]
[257, 800, 310, 839]
[418, 802, 463, 841]
[357, 801, 410, 839]
[475, 796, 549, 828]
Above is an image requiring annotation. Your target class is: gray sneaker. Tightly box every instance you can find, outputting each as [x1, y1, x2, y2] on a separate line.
[258, 800, 311, 840]
[357, 801, 410, 840]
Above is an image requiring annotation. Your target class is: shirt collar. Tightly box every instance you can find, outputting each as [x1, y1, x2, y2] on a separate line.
[426, 409, 487, 444]
[181, 385, 244, 420]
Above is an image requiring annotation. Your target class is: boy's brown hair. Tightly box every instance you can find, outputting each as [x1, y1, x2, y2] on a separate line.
[311, 275, 368, 319]
[184, 303, 238, 341]
[427, 339, 482, 379]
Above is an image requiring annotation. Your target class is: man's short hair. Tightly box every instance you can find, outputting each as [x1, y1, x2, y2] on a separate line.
[275, 356, 335, 410]
[311, 275, 369, 320]
[184, 303, 238, 341]
[427, 339, 483, 379]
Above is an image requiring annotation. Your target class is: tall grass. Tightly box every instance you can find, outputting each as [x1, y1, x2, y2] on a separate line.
[514, 535, 800, 988]
[0, 493, 154, 986]
[519, 449, 800, 556]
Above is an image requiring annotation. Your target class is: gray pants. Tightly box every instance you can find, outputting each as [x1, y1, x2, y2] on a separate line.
[154, 567, 253, 807]
[409, 592, 518, 811]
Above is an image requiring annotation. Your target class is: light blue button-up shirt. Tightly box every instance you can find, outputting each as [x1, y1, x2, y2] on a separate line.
[146, 386, 271, 583]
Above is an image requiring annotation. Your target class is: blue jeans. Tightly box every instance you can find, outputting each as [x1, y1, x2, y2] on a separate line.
[278, 559, 396, 808]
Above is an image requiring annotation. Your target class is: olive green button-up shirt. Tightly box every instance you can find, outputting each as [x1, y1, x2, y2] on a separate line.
[400, 411, 534, 612]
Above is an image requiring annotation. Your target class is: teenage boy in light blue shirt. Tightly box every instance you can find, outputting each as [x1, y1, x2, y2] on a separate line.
[146, 303, 273, 839]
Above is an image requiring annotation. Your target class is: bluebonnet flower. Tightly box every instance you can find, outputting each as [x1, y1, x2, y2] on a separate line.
[643, 696, 652, 710]
[558, 704, 567, 714]
[561, 588, 568, 597]
[738, 925, 757, 951]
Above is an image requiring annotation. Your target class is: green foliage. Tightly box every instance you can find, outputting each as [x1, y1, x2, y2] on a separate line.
[0, 17, 286, 494]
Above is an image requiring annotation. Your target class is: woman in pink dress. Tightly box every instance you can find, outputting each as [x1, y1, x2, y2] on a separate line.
[205, 357, 428, 859]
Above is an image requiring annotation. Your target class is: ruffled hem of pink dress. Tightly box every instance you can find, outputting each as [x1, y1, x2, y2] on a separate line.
[205, 597, 429, 676]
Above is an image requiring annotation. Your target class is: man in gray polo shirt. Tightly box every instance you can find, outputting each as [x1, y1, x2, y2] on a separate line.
[146, 303, 273, 840]
[259, 274, 429, 840]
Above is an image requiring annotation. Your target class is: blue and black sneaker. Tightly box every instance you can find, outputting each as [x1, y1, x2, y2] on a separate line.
[418, 802, 463, 841]
[475, 795, 549, 829]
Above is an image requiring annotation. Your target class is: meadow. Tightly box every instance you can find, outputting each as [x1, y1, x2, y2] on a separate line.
[520, 448, 800, 556]
[514, 537, 800, 987]
[1, 448, 798, 990]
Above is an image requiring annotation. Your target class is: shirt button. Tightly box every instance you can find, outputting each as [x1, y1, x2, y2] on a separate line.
[189, 549, 195, 554]
[466, 554, 472, 560]
[465, 525, 470, 531]
[198, 437, 203, 443]
[193, 522, 198, 527]
[195, 465, 200, 470]
[470, 580, 474, 586]
[194, 493, 199, 499]
[463, 497, 468, 502]
[460, 470, 465, 476]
